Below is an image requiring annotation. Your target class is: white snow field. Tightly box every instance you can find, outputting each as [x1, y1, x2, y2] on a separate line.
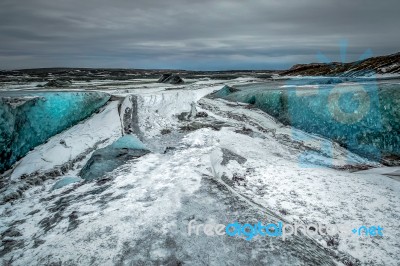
[0, 78, 399, 266]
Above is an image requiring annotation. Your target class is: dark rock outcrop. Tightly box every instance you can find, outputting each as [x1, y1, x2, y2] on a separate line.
[157, 74, 184, 84]
[42, 79, 72, 87]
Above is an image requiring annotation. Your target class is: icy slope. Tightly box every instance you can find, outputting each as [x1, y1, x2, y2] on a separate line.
[135, 84, 224, 137]
[1, 101, 122, 203]
[0, 130, 343, 265]
[197, 99, 400, 265]
[9, 101, 122, 179]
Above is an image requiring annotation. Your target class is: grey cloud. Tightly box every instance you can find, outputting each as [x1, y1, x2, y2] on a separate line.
[0, 0, 399, 70]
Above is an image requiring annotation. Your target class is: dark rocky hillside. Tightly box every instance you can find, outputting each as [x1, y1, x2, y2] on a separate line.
[281, 52, 400, 77]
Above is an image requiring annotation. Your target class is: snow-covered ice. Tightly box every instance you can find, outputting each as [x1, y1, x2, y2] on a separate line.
[0, 77, 399, 265]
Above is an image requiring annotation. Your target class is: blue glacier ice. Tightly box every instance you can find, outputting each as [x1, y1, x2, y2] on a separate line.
[0, 91, 110, 173]
[212, 80, 400, 162]
[110, 135, 147, 150]
[52, 176, 82, 190]
[79, 135, 150, 181]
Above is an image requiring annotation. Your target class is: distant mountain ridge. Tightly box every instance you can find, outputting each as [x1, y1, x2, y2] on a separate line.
[281, 52, 400, 77]
[1, 53, 399, 78]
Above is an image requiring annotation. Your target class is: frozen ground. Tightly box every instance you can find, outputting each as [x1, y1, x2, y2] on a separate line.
[0, 78, 399, 265]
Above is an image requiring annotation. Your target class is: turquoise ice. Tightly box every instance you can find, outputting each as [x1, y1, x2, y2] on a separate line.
[212, 80, 400, 161]
[110, 135, 147, 150]
[79, 135, 150, 181]
[0, 91, 110, 173]
[52, 176, 82, 190]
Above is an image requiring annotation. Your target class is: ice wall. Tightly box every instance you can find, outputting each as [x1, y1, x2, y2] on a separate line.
[10, 100, 122, 179]
[0, 92, 110, 173]
[213, 81, 400, 161]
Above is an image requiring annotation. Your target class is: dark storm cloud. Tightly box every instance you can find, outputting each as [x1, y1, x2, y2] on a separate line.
[0, 0, 399, 70]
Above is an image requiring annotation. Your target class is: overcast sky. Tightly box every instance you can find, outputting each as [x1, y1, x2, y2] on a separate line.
[0, 0, 399, 70]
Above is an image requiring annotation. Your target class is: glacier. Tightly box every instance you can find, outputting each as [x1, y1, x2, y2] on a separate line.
[0, 91, 110, 173]
[0, 76, 399, 265]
